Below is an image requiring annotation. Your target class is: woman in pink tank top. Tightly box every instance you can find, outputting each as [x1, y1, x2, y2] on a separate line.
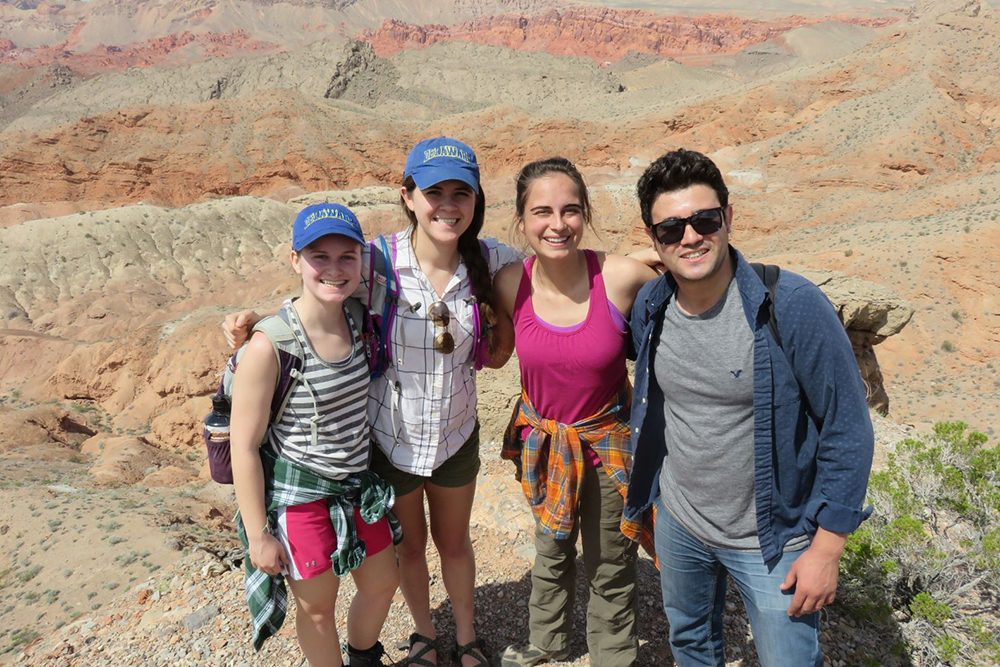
[494, 158, 657, 667]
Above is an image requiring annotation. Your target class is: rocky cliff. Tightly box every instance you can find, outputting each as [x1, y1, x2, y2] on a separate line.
[361, 8, 897, 62]
[0, 30, 280, 74]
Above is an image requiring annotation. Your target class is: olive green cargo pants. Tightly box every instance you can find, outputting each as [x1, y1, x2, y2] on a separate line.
[528, 463, 639, 666]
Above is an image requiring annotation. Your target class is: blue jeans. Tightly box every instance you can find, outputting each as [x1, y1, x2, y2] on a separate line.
[655, 500, 822, 667]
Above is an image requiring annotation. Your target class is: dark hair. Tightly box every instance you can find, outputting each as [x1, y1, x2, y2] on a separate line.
[400, 176, 500, 355]
[636, 149, 729, 226]
[514, 156, 593, 228]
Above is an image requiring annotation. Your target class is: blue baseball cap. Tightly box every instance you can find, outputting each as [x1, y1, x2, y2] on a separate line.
[404, 137, 481, 191]
[292, 203, 365, 251]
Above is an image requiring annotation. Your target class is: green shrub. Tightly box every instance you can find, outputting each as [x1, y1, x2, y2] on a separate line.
[910, 592, 952, 626]
[1, 629, 39, 655]
[841, 422, 999, 665]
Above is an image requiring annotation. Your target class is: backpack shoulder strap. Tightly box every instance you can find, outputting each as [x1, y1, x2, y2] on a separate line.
[344, 297, 366, 337]
[367, 235, 399, 311]
[750, 263, 782, 348]
[377, 235, 398, 292]
[367, 238, 384, 310]
[365, 235, 400, 378]
[253, 312, 298, 354]
[252, 308, 305, 423]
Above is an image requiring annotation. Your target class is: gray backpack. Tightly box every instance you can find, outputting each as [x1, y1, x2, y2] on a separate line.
[203, 299, 366, 484]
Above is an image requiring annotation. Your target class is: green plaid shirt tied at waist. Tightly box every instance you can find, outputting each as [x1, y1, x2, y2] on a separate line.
[501, 385, 655, 558]
[236, 448, 403, 650]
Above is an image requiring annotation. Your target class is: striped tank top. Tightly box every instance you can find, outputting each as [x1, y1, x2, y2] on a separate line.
[266, 300, 371, 479]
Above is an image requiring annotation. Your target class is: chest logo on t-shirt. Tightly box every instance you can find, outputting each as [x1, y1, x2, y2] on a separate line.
[730, 369, 743, 379]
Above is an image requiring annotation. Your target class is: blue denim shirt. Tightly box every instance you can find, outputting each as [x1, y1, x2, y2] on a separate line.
[623, 248, 874, 565]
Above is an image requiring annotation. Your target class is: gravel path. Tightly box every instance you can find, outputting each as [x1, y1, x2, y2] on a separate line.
[15, 425, 910, 667]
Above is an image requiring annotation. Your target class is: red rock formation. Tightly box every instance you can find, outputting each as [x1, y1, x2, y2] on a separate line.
[361, 8, 898, 62]
[0, 97, 636, 209]
[0, 30, 280, 74]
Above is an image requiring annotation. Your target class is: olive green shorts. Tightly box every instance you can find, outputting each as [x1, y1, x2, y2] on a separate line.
[370, 423, 482, 497]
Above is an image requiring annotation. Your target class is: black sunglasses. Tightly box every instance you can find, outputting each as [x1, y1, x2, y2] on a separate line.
[649, 207, 726, 245]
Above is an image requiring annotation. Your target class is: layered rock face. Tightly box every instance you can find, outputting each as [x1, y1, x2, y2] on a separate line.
[3, 3, 999, 662]
[362, 9, 897, 61]
[0, 30, 280, 74]
[0, 0, 996, 466]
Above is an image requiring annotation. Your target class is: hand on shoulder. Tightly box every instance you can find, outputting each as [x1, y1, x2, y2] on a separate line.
[223, 309, 263, 349]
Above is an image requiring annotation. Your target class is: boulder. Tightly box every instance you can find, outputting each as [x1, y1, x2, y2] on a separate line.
[803, 270, 914, 414]
[80, 434, 188, 487]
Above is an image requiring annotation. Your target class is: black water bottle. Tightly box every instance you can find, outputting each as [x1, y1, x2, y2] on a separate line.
[203, 394, 233, 484]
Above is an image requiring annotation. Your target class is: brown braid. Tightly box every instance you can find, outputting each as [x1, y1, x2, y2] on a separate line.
[400, 178, 499, 355]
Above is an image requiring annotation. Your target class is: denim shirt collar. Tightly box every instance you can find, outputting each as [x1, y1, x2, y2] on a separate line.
[643, 247, 770, 329]
[731, 248, 770, 332]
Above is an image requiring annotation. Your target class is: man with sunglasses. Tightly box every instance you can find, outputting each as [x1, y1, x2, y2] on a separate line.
[623, 149, 873, 666]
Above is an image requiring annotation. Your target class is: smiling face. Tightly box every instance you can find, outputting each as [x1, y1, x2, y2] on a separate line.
[291, 234, 362, 306]
[647, 183, 733, 289]
[518, 173, 587, 259]
[401, 179, 477, 248]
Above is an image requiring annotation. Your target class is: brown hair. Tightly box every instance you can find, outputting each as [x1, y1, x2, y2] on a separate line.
[514, 157, 593, 225]
[512, 156, 599, 248]
[400, 176, 500, 356]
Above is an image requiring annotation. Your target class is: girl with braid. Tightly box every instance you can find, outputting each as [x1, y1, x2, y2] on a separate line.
[225, 137, 521, 667]
[366, 137, 519, 667]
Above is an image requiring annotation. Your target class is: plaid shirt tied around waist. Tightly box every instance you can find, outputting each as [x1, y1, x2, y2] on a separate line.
[236, 449, 403, 651]
[501, 385, 654, 557]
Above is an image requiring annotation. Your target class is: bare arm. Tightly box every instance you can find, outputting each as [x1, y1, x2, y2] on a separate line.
[484, 307, 515, 369]
[494, 262, 521, 321]
[601, 253, 659, 317]
[230, 332, 288, 576]
[483, 263, 523, 369]
[625, 246, 664, 274]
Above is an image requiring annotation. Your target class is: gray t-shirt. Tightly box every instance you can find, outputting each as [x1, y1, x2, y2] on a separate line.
[655, 278, 759, 550]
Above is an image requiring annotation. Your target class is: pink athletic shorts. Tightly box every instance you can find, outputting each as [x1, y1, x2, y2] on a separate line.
[275, 499, 392, 581]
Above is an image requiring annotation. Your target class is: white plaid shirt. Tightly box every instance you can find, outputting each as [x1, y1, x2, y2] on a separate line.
[362, 230, 522, 476]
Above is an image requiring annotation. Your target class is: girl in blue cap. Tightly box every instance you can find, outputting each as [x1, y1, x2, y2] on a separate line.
[230, 203, 401, 667]
[367, 136, 521, 667]
[225, 139, 522, 667]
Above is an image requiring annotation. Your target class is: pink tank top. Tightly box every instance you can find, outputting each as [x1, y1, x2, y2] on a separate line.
[513, 250, 628, 433]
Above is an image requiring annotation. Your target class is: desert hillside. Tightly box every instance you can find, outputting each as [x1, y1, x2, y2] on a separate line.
[0, 0, 997, 664]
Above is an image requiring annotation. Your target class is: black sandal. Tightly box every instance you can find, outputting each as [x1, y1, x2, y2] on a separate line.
[400, 632, 438, 667]
[451, 639, 490, 667]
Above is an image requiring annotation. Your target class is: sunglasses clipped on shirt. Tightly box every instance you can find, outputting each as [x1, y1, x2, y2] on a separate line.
[428, 300, 455, 354]
[649, 206, 726, 245]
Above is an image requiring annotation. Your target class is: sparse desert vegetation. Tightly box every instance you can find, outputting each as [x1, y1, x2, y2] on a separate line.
[842, 422, 999, 665]
[1, 0, 998, 664]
